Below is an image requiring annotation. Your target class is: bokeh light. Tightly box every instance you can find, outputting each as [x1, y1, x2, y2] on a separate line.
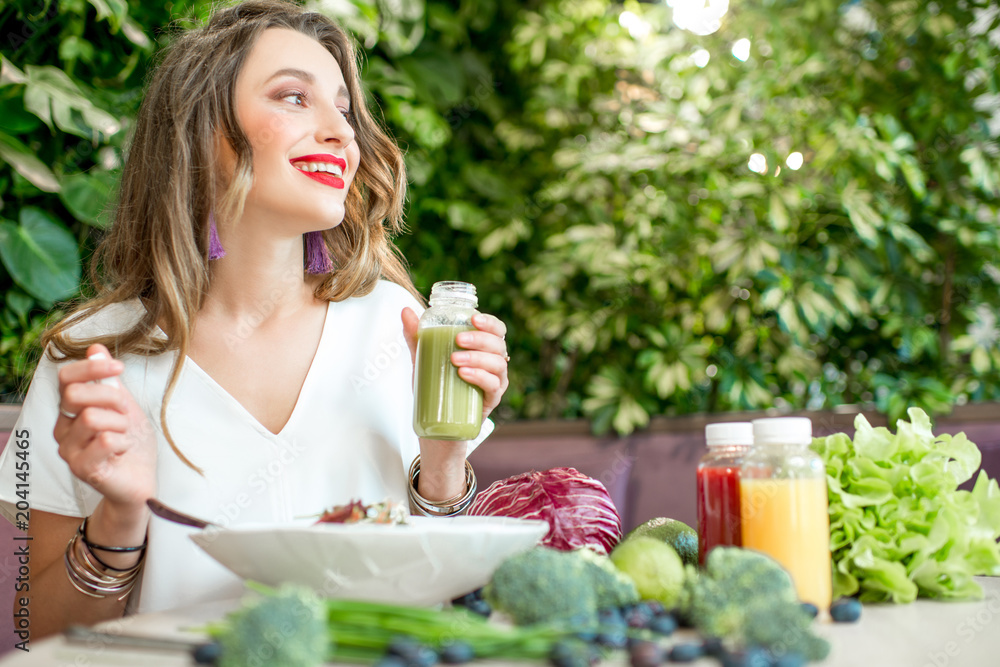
[732, 38, 751, 62]
[692, 48, 711, 68]
[748, 153, 768, 174]
[667, 0, 731, 36]
[786, 152, 804, 170]
[619, 11, 652, 40]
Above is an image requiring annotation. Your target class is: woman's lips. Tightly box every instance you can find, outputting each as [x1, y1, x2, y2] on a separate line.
[298, 171, 345, 189]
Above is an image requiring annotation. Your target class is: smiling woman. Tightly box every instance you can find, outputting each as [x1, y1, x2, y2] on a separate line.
[0, 0, 510, 641]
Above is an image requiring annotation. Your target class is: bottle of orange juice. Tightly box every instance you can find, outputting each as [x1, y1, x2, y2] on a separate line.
[740, 417, 831, 609]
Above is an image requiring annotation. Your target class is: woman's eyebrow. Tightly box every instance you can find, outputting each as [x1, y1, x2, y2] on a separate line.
[264, 68, 351, 101]
[266, 67, 315, 84]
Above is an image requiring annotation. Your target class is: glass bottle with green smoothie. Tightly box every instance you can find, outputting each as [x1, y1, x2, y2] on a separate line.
[413, 281, 484, 440]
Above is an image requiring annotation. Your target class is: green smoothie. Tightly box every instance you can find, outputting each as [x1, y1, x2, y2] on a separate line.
[413, 324, 484, 440]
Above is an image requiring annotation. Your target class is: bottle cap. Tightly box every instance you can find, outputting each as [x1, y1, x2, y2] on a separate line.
[429, 281, 478, 307]
[705, 422, 754, 447]
[752, 417, 812, 446]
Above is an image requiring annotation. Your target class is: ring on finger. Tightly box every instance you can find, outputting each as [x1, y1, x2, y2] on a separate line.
[60, 406, 78, 420]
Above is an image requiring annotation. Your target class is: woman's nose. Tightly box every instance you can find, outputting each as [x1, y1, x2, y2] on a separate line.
[319, 106, 354, 146]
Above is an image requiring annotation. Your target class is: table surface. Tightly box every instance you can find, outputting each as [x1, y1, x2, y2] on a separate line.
[2, 578, 999, 666]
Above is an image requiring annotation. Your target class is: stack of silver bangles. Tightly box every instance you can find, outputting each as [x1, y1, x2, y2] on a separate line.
[407, 455, 477, 517]
[64, 520, 144, 600]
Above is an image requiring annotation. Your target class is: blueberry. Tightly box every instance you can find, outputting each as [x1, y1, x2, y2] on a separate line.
[800, 602, 819, 619]
[597, 607, 626, 628]
[625, 604, 655, 628]
[595, 629, 628, 649]
[773, 652, 805, 667]
[416, 646, 440, 667]
[550, 640, 591, 667]
[191, 641, 221, 664]
[440, 641, 475, 664]
[830, 597, 862, 623]
[667, 642, 703, 663]
[701, 637, 725, 657]
[721, 647, 772, 667]
[388, 637, 423, 660]
[466, 599, 492, 618]
[388, 637, 437, 667]
[628, 639, 664, 667]
[648, 615, 677, 637]
[642, 600, 666, 616]
[450, 592, 478, 607]
[744, 647, 774, 667]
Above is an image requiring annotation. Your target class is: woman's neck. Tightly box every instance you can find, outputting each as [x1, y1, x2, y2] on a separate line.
[203, 222, 323, 321]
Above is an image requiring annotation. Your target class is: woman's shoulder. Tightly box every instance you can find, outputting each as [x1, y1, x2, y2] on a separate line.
[59, 298, 147, 341]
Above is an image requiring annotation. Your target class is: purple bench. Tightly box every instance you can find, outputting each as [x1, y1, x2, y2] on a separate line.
[471, 404, 1000, 532]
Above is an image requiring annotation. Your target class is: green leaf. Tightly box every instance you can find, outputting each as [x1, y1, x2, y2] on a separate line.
[4, 289, 34, 319]
[841, 183, 883, 247]
[23, 65, 121, 139]
[0, 56, 27, 86]
[768, 192, 790, 232]
[898, 156, 927, 200]
[0, 207, 81, 302]
[59, 172, 114, 227]
[0, 131, 60, 193]
[0, 90, 41, 134]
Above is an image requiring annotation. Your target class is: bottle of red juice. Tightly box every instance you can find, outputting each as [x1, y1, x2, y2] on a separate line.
[696, 422, 753, 565]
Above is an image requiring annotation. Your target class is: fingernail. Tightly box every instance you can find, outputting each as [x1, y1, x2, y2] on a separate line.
[452, 352, 470, 364]
[456, 333, 472, 345]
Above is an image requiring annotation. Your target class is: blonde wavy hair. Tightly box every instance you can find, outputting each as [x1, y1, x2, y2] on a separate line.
[42, 0, 418, 471]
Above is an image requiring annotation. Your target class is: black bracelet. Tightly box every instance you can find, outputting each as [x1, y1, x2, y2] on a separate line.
[79, 516, 148, 553]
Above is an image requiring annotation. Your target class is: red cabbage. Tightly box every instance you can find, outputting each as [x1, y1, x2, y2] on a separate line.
[468, 467, 623, 554]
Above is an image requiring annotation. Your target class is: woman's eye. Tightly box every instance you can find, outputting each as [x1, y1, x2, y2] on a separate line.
[341, 109, 353, 124]
[281, 92, 306, 106]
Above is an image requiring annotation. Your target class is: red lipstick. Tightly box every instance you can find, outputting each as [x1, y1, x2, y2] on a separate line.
[290, 154, 348, 189]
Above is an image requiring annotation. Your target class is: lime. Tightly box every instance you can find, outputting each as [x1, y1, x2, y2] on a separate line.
[624, 517, 699, 567]
[609, 536, 685, 608]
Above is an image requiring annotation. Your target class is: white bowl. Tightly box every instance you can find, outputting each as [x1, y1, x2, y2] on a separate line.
[189, 515, 547, 606]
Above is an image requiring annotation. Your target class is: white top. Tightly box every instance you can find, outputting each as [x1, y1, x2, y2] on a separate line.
[0, 281, 492, 613]
[705, 422, 754, 447]
[752, 416, 812, 445]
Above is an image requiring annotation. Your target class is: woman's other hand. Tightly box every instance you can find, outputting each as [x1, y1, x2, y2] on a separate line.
[53, 344, 158, 511]
[401, 308, 510, 421]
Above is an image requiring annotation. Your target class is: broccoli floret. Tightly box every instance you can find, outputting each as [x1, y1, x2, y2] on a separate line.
[575, 547, 640, 609]
[742, 600, 831, 662]
[214, 584, 330, 667]
[681, 548, 829, 661]
[483, 547, 598, 627]
[703, 548, 799, 604]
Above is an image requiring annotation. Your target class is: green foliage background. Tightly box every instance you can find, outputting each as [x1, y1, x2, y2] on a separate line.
[1, 0, 998, 432]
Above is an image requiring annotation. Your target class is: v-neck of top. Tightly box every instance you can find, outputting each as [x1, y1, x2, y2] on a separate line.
[175, 300, 335, 439]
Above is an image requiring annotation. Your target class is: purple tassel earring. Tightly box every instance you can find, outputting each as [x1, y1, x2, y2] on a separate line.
[304, 231, 333, 274]
[208, 213, 226, 260]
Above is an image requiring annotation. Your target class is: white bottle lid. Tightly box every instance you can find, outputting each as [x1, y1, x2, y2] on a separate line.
[752, 417, 812, 446]
[705, 422, 754, 447]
